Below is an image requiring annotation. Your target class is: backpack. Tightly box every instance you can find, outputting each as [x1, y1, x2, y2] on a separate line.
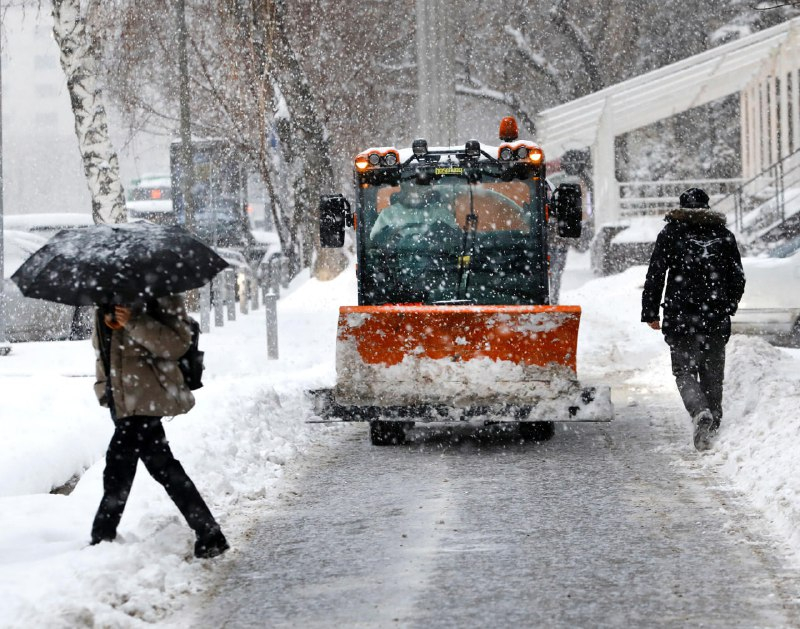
[178, 317, 204, 390]
[145, 300, 204, 390]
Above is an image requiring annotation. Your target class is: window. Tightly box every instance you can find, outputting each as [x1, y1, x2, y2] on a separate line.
[361, 178, 544, 305]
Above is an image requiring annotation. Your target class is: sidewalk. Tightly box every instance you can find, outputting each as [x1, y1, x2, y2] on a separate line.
[0, 268, 353, 627]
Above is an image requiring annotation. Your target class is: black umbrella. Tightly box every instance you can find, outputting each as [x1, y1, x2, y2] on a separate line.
[10, 222, 230, 306]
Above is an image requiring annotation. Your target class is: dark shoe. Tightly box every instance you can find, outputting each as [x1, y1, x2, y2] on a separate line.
[692, 409, 716, 451]
[90, 527, 116, 545]
[194, 529, 229, 559]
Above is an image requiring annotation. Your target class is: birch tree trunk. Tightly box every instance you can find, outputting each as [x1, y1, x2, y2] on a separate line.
[51, 0, 127, 225]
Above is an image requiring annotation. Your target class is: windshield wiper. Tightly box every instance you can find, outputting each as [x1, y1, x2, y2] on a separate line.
[432, 299, 475, 305]
[456, 184, 479, 300]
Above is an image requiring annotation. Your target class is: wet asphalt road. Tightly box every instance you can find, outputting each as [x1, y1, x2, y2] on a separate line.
[192, 391, 800, 628]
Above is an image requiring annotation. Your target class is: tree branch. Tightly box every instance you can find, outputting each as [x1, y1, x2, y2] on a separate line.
[503, 25, 565, 100]
[455, 81, 537, 136]
[549, 0, 604, 93]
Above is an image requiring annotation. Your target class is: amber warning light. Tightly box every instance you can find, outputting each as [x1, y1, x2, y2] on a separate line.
[499, 116, 519, 142]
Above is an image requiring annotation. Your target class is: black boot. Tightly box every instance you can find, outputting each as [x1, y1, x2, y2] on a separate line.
[692, 409, 716, 451]
[90, 499, 123, 545]
[194, 528, 229, 559]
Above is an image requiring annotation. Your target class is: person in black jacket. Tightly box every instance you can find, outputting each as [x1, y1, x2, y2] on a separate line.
[641, 188, 745, 451]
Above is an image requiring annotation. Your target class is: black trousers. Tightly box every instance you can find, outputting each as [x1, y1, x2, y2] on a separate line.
[665, 331, 728, 423]
[91, 415, 218, 541]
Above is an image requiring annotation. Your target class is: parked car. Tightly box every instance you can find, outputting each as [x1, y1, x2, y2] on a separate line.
[194, 199, 253, 249]
[126, 175, 177, 225]
[732, 240, 800, 345]
[256, 252, 286, 293]
[214, 247, 255, 304]
[4, 213, 94, 240]
[2, 230, 91, 342]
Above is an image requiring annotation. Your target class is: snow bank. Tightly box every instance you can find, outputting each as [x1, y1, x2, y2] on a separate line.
[563, 262, 667, 384]
[712, 337, 800, 556]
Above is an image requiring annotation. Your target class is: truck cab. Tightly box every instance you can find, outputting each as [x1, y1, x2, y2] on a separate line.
[316, 119, 612, 445]
[322, 136, 582, 307]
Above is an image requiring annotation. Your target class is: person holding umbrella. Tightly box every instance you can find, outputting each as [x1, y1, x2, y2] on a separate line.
[91, 296, 229, 558]
[11, 222, 230, 558]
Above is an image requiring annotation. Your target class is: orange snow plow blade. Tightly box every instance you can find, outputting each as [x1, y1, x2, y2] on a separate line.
[338, 304, 579, 370]
[333, 305, 613, 418]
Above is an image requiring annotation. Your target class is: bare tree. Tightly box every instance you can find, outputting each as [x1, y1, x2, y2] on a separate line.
[93, 0, 348, 276]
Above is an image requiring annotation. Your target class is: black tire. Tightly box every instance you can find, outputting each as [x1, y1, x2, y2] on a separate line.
[369, 420, 411, 446]
[519, 421, 555, 442]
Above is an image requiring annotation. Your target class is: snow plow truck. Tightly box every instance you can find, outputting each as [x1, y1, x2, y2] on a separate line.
[313, 117, 613, 445]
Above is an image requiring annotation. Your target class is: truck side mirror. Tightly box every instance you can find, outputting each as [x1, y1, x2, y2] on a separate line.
[553, 183, 582, 238]
[319, 194, 351, 248]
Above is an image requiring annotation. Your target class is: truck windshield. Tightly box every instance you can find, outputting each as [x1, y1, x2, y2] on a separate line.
[359, 177, 546, 305]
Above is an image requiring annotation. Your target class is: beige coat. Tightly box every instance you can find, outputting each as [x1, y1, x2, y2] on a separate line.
[93, 295, 195, 418]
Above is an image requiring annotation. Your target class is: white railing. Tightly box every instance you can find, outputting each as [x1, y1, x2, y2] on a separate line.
[618, 178, 745, 218]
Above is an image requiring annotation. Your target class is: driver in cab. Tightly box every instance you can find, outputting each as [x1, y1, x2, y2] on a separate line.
[369, 180, 459, 246]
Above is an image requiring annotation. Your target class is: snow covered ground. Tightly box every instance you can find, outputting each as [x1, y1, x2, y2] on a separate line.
[0, 251, 798, 627]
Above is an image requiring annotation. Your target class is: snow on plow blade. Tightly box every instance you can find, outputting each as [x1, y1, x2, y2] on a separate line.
[334, 305, 612, 421]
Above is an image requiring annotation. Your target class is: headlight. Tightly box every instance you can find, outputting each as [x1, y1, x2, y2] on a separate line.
[527, 148, 544, 163]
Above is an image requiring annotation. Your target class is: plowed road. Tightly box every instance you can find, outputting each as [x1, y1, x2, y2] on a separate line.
[189, 390, 800, 628]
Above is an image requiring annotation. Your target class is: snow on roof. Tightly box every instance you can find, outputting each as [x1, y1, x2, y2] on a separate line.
[3, 229, 49, 276]
[537, 17, 800, 157]
[3, 213, 94, 231]
[130, 176, 171, 189]
[126, 200, 174, 214]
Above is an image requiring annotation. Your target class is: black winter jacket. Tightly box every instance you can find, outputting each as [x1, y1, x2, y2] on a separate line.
[641, 208, 745, 337]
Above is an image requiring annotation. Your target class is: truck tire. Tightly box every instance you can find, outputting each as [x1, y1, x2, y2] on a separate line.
[369, 420, 411, 446]
[519, 421, 555, 442]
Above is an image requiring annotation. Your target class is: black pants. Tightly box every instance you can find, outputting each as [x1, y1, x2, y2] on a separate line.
[91, 415, 218, 541]
[665, 331, 728, 422]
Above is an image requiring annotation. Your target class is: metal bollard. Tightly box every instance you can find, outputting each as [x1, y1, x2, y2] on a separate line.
[250, 276, 259, 311]
[269, 257, 281, 298]
[199, 284, 211, 333]
[212, 275, 224, 327]
[265, 292, 279, 359]
[226, 269, 236, 321]
[239, 276, 249, 315]
[280, 257, 290, 288]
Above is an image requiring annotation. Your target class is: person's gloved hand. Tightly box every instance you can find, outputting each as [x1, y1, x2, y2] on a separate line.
[104, 305, 132, 330]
